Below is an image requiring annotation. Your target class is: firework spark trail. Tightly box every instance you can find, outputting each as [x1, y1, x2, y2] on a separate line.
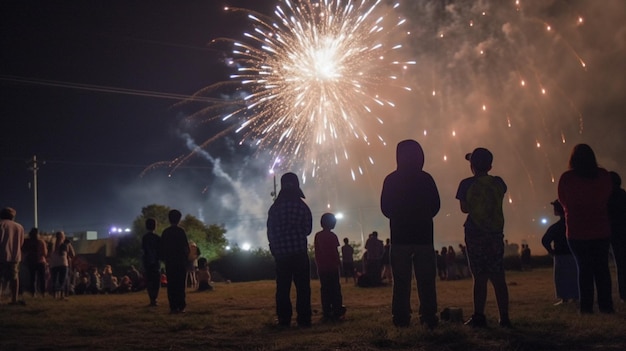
[181, 0, 415, 181]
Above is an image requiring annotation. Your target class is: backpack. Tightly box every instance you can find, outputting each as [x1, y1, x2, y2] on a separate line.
[466, 175, 505, 232]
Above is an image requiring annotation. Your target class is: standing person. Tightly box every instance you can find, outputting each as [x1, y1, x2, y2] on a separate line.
[21, 227, 48, 298]
[608, 171, 626, 302]
[446, 245, 458, 280]
[186, 242, 200, 289]
[437, 247, 448, 281]
[160, 209, 190, 314]
[364, 231, 384, 284]
[48, 231, 75, 300]
[381, 238, 392, 283]
[520, 244, 532, 271]
[142, 218, 161, 307]
[381, 139, 440, 328]
[558, 143, 614, 314]
[314, 213, 346, 322]
[541, 200, 579, 305]
[341, 238, 355, 284]
[0, 207, 25, 305]
[267, 172, 313, 327]
[456, 147, 511, 328]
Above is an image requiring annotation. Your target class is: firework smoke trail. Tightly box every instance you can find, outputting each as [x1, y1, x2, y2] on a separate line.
[181, 0, 415, 181]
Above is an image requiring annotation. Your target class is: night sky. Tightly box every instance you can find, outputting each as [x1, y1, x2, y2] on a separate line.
[2, 1, 625, 252]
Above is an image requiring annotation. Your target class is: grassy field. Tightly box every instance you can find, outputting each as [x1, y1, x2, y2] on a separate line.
[1, 267, 625, 351]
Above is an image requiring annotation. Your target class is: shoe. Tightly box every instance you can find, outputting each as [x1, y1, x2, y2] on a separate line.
[275, 318, 291, 327]
[499, 318, 513, 328]
[336, 306, 347, 320]
[393, 316, 410, 327]
[420, 315, 439, 330]
[297, 321, 311, 328]
[464, 314, 487, 328]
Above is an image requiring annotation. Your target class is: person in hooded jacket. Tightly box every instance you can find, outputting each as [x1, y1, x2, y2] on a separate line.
[381, 139, 441, 328]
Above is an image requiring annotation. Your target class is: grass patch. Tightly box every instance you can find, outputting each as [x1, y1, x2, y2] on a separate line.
[1, 268, 625, 350]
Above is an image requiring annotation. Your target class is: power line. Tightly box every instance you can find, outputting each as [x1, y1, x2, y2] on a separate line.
[0, 75, 226, 103]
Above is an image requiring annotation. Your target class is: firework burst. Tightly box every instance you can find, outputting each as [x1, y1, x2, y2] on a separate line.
[179, 0, 414, 181]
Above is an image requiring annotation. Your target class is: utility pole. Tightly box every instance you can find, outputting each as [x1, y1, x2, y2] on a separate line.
[270, 171, 277, 201]
[27, 155, 39, 228]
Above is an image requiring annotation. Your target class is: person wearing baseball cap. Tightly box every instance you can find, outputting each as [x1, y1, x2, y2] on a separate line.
[456, 147, 511, 328]
[267, 172, 313, 327]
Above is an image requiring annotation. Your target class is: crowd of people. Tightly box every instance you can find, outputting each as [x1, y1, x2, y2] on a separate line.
[0, 210, 213, 308]
[2, 141, 625, 332]
[265, 141, 625, 330]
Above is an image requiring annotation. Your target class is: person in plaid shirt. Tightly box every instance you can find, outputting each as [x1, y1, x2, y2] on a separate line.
[267, 172, 313, 327]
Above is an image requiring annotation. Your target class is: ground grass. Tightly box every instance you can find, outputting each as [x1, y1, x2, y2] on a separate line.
[1, 268, 625, 351]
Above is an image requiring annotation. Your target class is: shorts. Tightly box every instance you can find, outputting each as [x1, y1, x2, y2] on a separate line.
[0, 262, 19, 282]
[464, 229, 505, 275]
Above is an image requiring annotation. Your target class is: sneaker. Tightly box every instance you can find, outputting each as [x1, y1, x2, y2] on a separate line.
[464, 314, 487, 328]
[499, 318, 513, 328]
[336, 306, 347, 320]
[393, 316, 410, 328]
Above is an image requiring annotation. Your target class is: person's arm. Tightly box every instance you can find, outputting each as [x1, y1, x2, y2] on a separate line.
[459, 200, 469, 214]
[428, 174, 441, 217]
[68, 243, 76, 259]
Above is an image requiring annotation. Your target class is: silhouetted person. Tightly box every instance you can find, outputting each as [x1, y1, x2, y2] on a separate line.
[437, 247, 447, 281]
[341, 238, 355, 283]
[142, 218, 161, 307]
[520, 244, 531, 271]
[541, 200, 578, 305]
[0, 207, 25, 305]
[608, 171, 626, 302]
[558, 144, 614, 314]
[381, 139, 440, 328]
[22, 227, 48, 298]
[49, 231, 75, 300]
[161, 209, 190, 314]
[456, 147, 511, 328]
[364, 231, 384, 285]
[381, 238, 392, 283]
[314, 213, 346, 322]
[267, 172, 313, 327]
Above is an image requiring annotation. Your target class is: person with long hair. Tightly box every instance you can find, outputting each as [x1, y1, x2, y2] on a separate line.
[48, 231, 75, 300]
[558, 143, 614, 314]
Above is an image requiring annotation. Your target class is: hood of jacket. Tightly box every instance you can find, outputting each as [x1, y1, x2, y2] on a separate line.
[396, 139, 424, 172]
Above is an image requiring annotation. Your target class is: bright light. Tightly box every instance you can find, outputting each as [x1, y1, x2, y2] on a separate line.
[109, 226, 131, 235]
[541, 218, 548, 225]
[242, 243, 252, 251]
[335, 212, 344, 220]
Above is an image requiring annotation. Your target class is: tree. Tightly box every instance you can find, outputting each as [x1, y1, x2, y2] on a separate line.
[117, 204, 228, 268]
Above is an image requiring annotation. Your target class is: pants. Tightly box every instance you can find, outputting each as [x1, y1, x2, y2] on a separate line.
[611, 237, 626, 300]
[274, 252, 312, 325]
[165, 263, 186, 312]
[319, 270, 343, 318]
[568, 238, 613, 313]
[391, 244, 438, 325]
[145, 264, 161, 304]
[27, 262, 47, 295]
[553, 254, 579, 300]
[50, 266, 68, 293]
